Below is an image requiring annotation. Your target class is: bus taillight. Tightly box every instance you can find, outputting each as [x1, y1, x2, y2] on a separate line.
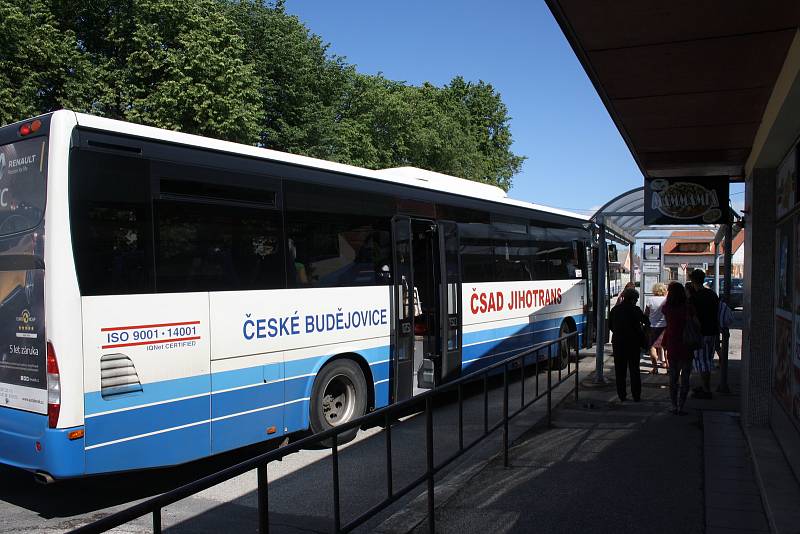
[46, 342, 60, 428]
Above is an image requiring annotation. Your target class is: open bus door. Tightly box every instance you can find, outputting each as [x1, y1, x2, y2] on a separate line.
[391, 217, 462, 403]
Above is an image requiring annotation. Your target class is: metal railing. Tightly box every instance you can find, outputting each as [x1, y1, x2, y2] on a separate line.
[71, 332, 581, 534]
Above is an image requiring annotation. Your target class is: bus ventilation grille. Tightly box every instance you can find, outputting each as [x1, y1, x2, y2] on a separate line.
[100, 354, 143, 398]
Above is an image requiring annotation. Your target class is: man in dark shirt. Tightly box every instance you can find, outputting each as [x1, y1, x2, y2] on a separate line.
[690, 269, 719, 398]
[609, 288, 650, 402]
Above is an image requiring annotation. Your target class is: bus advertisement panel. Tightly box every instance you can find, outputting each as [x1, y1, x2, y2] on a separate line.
[0, 137, 47, 414]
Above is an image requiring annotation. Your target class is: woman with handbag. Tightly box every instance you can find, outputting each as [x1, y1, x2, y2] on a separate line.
[609, 287, 650, 402]
[662, 282, 695, 415]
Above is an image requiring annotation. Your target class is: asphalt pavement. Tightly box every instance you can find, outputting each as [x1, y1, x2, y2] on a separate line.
[0, 352, 585, 533]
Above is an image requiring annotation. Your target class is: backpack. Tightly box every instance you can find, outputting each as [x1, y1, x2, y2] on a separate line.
[718, 300, 734, 329]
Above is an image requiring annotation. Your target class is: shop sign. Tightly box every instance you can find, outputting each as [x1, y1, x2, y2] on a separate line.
[644, 176, 729, 225]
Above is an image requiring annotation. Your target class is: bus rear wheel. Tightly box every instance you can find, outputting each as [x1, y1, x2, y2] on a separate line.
[310, 359, 367, 446]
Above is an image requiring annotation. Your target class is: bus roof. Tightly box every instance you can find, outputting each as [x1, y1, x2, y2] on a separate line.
[70, 111, 589, 223]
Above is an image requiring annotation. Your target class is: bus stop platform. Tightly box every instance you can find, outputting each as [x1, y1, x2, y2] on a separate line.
[379, 329, 800, 534]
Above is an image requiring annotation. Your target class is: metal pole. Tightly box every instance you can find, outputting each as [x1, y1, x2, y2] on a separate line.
[629, 242, 635, 287]
[153, 509, 162, 534]
[575, 340, 580, 403]
[719, 220, 733, 394]
[332, 439, 341, 533]
[713, 241, 720, 296]
[547, 345, 553, 427]
[483, 374, 488, 436]
[503, 364, 509, 468]
[385, 413, 393, 498]
[258, 465, 269, 534]
[594, 222, 608, 383]
[425, 396, 435, 534]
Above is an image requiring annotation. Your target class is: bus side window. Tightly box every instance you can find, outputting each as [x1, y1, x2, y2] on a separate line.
[154, 201, 285, 293]
[69, 150, 154, 296]
[284, 182, 393, 289]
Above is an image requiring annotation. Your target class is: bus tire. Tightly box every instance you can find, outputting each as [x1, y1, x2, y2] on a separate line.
[309, 359, 368, 446]
[555, 321, 573, 370]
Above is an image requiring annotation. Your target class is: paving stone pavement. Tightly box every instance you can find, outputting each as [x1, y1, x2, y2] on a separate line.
[402, 330, 777, 534]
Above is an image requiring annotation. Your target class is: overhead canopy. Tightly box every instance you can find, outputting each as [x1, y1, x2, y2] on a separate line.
[592, 187, 644, 243]
[546, 0, 800, 179]
[591, 186, 722, 243]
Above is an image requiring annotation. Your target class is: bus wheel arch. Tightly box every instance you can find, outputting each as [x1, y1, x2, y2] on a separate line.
[308, 353, 373, 445]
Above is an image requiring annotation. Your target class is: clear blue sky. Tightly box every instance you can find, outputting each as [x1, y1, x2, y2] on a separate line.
[286, 0, 744, 215]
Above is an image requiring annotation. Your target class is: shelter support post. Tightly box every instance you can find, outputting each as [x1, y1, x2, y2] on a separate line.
[629, 243, 635, 286]
[594, 222, 607, 383]
[719, 221, 733, 394]
[713, 242, 720, 296]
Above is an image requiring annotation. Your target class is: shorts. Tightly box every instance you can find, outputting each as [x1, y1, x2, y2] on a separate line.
[694, 336, 716, 373]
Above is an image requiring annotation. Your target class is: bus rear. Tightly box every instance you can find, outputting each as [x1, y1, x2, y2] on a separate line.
[0, 112, 84, 480]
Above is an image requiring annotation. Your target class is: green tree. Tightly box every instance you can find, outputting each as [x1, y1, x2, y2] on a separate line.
[0, 0, 88, 125]
[0, 0, 524, 189]
[55, 0, 261, 143]
[228, 0, 352, 156]
[440, 77, 525, 191]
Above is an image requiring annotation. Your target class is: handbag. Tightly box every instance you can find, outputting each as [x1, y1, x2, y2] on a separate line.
[683, 314, 702, 350]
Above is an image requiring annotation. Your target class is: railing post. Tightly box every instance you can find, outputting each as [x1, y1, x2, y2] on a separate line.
[547, 345, 553, 427]
[558, 338, 563, 383]
[258, 464, 269, 534]
[520, 355, 525, 409]
[483, 374, 489, 436]
[385, 412, 393, 498]
[503, 364, 509, 468]
[458, 383, 464, 451]
[575, 337, 580, 403]
[426, 396, 436, 534]
[153, 508, 162, 534]
[332, 438, 341, 533]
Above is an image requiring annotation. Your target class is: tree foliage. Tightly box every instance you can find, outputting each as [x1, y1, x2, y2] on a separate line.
[0, 0, 525, 189]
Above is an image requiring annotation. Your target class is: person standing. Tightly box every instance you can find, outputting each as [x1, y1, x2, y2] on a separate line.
[609, 287, 650, 402]
[645, 282, 668, 373]
[615, 281, 636, 306]
[662, 282, 693, 414]
[689, 269, 719, 398]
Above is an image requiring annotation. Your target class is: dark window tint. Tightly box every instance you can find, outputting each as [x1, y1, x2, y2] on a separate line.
[285, 183, 392, 288]
[0, 137, 48, 236]
[459, 222, 494, 283]
[491, 220, 533, 282]
[155, 201, 284, 292]
[70, 150, 154, 295]
[529, 226, 584, 280]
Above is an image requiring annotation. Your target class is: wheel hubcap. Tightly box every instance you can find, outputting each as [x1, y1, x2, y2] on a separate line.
[321, 374, 356, 426]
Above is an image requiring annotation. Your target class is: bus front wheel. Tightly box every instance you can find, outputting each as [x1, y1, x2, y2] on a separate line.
[555, 321, 573, 370]
[310, 359, 368, 446]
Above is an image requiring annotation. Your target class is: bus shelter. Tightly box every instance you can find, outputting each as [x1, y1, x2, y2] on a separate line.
[590, 187, 741, 389]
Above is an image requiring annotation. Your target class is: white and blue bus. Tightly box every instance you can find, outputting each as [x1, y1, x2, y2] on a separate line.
[0, 111, 592, 480]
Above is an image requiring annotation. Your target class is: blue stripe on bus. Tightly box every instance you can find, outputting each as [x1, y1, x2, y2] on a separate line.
[86, 422, 210, 474]
[81, 345, 392, 466]
[84, 373, 211, 416]
[211, 381, 284, 420]
[85, 394, 209, 447]
[77, 314, 586, 474]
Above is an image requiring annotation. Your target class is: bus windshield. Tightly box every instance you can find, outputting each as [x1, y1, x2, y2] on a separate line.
[0, 137, 47, 236]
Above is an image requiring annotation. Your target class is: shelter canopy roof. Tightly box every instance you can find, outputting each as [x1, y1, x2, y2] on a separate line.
[546, 0, 800, 179]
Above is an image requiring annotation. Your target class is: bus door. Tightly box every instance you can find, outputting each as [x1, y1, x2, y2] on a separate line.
[391, 217, 462, 402]
[392, 216, 415, 402]
[438, 221, 462, 383]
